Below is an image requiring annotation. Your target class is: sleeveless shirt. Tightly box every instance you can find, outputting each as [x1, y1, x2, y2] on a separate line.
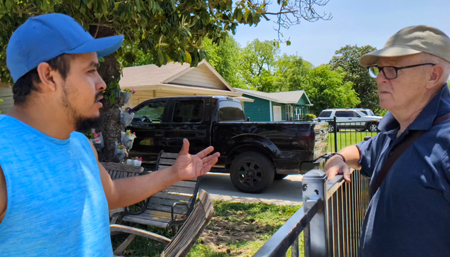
[0, 115, 112, 256]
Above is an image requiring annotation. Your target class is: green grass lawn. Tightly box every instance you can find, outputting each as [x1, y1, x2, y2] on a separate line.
[327, 130, 378, 152]
[112, 201, 303, 257]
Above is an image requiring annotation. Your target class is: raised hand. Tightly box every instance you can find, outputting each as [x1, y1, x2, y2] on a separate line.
[172, 139, 220, 181]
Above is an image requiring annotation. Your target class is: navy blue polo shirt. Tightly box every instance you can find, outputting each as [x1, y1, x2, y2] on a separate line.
[357, 84, 450, 257]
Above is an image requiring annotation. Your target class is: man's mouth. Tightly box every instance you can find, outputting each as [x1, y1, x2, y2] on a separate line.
[95, 96, 104, 107]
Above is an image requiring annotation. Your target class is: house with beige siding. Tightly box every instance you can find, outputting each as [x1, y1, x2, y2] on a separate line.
[119, 60, 251, 107]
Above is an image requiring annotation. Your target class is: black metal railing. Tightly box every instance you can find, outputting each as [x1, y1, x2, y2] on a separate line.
[326, 117, 379, 153]
[254, 169, 370, 257]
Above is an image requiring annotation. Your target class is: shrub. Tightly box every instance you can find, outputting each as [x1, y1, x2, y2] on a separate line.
[305, 114, 316, 121]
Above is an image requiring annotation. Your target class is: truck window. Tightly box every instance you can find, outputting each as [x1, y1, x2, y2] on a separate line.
[318, 111, 332, 117]
[218, 100, 245, 121]
[172, 100, 204, 123]
[133, 100, 166, 124]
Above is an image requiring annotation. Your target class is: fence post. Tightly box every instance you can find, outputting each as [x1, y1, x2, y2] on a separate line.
[302, 169, 329, 257]
[333, 116, 338, 153]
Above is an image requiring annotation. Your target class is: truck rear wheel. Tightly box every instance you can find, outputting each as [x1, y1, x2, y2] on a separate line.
[230, 152, 275, 193]
[274, 174, 288, 180]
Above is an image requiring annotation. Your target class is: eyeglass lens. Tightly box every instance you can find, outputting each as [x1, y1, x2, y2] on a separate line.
[368, 66, 397, 79]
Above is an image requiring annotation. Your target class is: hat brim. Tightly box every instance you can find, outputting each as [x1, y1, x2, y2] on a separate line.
[359, 46, 422, 67]
[66, 35, 124, 57]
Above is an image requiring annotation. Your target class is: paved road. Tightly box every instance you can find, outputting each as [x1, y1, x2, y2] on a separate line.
[199, 172, 304, 205]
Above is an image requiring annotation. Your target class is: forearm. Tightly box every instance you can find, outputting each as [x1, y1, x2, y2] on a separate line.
[331, 145, 361, 170]
[108, 167, 180, 210]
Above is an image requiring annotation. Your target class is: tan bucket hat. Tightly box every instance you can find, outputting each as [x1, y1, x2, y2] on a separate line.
[360, 25, 450, 67]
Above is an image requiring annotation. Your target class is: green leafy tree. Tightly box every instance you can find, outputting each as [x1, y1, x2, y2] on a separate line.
[240, 39, 280, 92]
[304, 65, 360, 114]
[329, 45, 380, 113]
[273, 53, 313, 91]
[203, 35, 245, 88]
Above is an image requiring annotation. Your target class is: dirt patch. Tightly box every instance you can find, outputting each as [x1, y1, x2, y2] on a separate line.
[200, 215, 271, 256]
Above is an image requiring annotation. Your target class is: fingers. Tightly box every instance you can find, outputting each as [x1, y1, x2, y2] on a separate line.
[179, 138, 190, 155]
[203, 153, 219, 166]
[343, 167, 351, 183]
[327, 168, 338, 181]
[195, 146, 215, 159]
[326, 162, 351, 183]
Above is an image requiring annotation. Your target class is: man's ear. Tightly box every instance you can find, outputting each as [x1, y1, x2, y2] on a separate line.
[36, 62, 59, 92]
[426, 65, 444, 89]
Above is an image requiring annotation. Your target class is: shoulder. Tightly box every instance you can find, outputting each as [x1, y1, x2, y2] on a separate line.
[0, 166, 6, 223]
[70, 131, 98, 159]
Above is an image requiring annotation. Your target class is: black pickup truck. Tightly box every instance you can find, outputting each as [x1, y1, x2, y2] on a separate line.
[128, 96, 328, 193]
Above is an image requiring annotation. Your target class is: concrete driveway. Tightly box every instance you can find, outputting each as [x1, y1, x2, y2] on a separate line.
[199, 172, 304, 206]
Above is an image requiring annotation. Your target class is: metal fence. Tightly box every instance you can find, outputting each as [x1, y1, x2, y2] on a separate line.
[253, 169, 371, 257]
[326, 117, 379, 153]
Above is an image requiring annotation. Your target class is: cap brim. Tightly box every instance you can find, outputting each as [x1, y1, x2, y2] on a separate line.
[66, 35, 124, 57]
[359, 46, 422, 67]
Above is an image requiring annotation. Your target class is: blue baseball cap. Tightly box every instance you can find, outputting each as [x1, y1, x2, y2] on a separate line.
[7, 13, 124, 82]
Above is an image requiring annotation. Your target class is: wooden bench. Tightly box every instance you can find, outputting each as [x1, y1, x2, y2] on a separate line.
[102, 162, 145, 223]
[102, 162, 144, 180]
[119, 152, 201, 230]
[111, 189, 214, 257]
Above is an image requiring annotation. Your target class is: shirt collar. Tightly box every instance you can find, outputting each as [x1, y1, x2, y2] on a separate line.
[378, 84, 450, 133]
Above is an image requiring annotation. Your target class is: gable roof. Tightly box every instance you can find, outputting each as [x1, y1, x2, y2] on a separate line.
[234, 88, 312, 105]
[119, 60, 234, 92]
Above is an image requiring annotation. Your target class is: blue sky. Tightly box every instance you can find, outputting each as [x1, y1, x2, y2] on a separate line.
[233, 0, 450, 67]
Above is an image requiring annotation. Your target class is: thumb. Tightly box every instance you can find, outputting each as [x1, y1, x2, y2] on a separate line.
[179, 138, 190, 155]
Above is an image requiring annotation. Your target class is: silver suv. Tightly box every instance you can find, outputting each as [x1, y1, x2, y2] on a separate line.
[316, 109, 382, 132]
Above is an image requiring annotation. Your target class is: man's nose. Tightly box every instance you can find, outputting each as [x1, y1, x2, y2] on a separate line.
[96, 76, 107, 92]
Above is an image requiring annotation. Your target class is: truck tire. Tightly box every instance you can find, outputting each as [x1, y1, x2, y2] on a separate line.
[230, 152, 275, 193]
[368, 123, 378, 132]
[328, 124, 335, 133]
[274, 174, 288, 180]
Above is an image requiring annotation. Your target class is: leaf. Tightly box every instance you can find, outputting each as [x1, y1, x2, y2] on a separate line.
[286, 40, 291, 46]
[237, 10, 243, 22]
[157, 50, 164, 65]
[136, 0, 141, 12]
[184, 51, 192, 63]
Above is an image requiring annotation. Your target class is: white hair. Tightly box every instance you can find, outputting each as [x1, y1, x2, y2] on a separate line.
[421, 53, 450, 83]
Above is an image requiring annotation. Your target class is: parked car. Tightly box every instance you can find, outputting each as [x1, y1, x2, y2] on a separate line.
[316, 108, 382, 132]
[127, 96, 329, 193]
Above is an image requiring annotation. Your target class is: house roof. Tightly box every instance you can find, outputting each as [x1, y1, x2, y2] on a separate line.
[119, 60, 234, 92]
[234, 88, 312, 105]
[119, 62, 190, 88]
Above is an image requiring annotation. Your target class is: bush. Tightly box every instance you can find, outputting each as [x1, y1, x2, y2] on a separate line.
[305, 114, 316, 121]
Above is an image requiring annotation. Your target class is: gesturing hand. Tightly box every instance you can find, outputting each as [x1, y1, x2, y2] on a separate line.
[172, 139, 220, 181]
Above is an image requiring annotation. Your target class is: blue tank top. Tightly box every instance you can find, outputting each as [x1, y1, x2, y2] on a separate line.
[0, 115, 112, 256]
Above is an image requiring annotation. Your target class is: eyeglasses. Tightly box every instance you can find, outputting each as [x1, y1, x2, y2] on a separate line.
[368, 63, 436, 79]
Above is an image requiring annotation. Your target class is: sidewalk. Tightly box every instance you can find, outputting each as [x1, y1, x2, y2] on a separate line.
[200, 172, 304, 206]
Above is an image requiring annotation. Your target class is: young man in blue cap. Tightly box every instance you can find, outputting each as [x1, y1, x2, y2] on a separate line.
[0, 13, 220, 256]
[326, 25, 450, 256]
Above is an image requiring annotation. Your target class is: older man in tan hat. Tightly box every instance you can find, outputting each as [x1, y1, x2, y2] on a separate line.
[326, 25, 450, 256]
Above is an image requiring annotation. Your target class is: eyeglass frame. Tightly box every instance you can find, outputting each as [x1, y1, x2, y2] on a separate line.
[368, 63, 436, 79]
